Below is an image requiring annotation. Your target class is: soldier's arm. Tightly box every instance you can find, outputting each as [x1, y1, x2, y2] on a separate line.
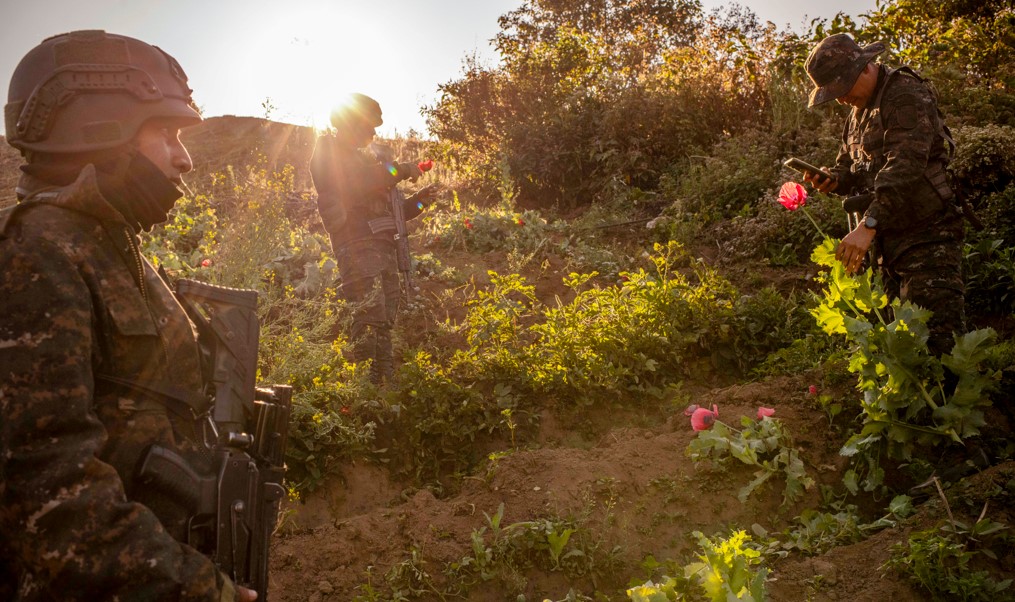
[828, 119, 862, 194]
[0, 237, 238, 602]
[402, 185, 440, 222]
[866, 80, 938, 228]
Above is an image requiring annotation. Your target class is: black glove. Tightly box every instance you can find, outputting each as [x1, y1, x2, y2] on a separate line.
[396, 162, 424, 182]
[408, 184, 441, 208]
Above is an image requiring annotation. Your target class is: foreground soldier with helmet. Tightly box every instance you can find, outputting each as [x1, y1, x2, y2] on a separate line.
[799, 33, 965, 357]
[0, 31, 259, 601]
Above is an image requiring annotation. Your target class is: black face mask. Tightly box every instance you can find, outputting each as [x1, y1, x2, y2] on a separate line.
[22, 150, 185, 233]
[97, 151, 184, 233]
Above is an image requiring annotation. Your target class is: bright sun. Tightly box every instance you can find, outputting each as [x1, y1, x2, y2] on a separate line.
[227, 5, 387, 131]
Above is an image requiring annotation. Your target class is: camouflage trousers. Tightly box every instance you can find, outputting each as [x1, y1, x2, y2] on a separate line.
[336, 240, 401, 384]
[881, 237, 965, 357]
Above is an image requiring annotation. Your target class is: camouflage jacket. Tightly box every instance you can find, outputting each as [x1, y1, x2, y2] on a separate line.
[830, 64, 962, 260]
[309, 135, 423, 251]
[0, 166, 237, 601]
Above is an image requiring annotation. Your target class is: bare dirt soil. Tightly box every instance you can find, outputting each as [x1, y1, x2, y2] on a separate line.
[268, 367, 1015, 600]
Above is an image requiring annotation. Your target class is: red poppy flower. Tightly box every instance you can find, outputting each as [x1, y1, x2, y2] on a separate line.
[691, 404, 719, 431]
[808, 385, 818, 396]
[200, 259, 212, 267]
[418, 160, 434, 172]
[778, 182, 808, 211]
[340, 406, 351, 415]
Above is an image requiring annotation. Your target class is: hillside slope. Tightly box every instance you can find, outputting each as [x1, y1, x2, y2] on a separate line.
[3, 117, 1013, 602]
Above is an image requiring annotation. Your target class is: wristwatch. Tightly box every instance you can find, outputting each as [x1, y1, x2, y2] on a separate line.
[863, 215, 878, 230]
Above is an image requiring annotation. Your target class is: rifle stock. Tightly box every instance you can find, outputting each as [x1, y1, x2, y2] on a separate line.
[138, 279, 291, 600]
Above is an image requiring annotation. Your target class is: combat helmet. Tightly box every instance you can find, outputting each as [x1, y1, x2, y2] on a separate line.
[5, 30, 202, 156]
[329, 93, 383, 131]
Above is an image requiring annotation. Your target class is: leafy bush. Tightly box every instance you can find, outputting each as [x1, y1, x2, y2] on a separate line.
[809, 238, 1001, 491]
[659, 128, 783, 225]
[884, 521, 1013, 601]
[964, 237, 1015, 318]
[628, 530, 769, 602]
[425, 1, 778, 209]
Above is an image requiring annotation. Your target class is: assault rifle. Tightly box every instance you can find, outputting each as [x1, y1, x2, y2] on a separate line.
[389, 159, 434, 297]
[136, 279, 291, 600]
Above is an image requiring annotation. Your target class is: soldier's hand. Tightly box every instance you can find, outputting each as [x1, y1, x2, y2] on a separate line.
[237, 586, 258, 601]
[803, 169, 838, 194]
[835, 224, 875, 275]
[398, 162, 424, 181]
[411, 184, 441, 207]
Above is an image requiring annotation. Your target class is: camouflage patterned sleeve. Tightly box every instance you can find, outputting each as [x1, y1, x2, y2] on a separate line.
[865, 79, 939, 226]
[830, 119, 863, 194]
[0, 237, 235, 601]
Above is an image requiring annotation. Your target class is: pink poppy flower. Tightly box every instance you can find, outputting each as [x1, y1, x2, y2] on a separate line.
[808, 385, 818, 396]
[757, 407, 776, 419]
[778, 182, 808, 211]
[200, 258, 212, 267]
[691, 404, 719, 431]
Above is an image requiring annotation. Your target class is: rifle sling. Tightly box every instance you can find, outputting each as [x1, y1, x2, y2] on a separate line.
[94, 373, 210, 422]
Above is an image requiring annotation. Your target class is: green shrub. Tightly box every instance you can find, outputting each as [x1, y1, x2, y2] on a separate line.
[885, 522, 1013, 601]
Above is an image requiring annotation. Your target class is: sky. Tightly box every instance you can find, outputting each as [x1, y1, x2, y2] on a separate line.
[1, 0, 877, 137]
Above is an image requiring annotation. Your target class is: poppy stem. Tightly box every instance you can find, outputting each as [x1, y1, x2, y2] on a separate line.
[801, 207, 827, 239]
[717, 420, 741, 434]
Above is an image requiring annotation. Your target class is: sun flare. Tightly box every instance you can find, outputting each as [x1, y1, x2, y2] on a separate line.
[227, 5, 394, 131]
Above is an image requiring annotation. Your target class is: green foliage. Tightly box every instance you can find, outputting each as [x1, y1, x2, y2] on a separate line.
[762, 494, 914, 557]
[688, 416, 815, 508]
[659, 129, 783, 225]
[354, 501, 619, 600]
[753, 334, 842, 378]
[388, 351, 501, 483]
[884, 520, 1013, 601]
[142, 192, 218, 274]
[384, 241, 808, 482]
[627, 530, 768, 602]
[963, 237, 1015, 318]
[426, 0, 779, 209]
[710, 189, 850, 268]
[862, 0, 1015, 125]
[810, 238, 1001, 490]
[451, 503, 596, 583]
[950, 124, 1015, 198]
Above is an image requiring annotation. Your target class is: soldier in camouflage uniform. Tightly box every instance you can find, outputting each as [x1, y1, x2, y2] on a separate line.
[310, 93, 437, 384]
[0, 31, 256, 601]
[802, 33, 965, 356]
